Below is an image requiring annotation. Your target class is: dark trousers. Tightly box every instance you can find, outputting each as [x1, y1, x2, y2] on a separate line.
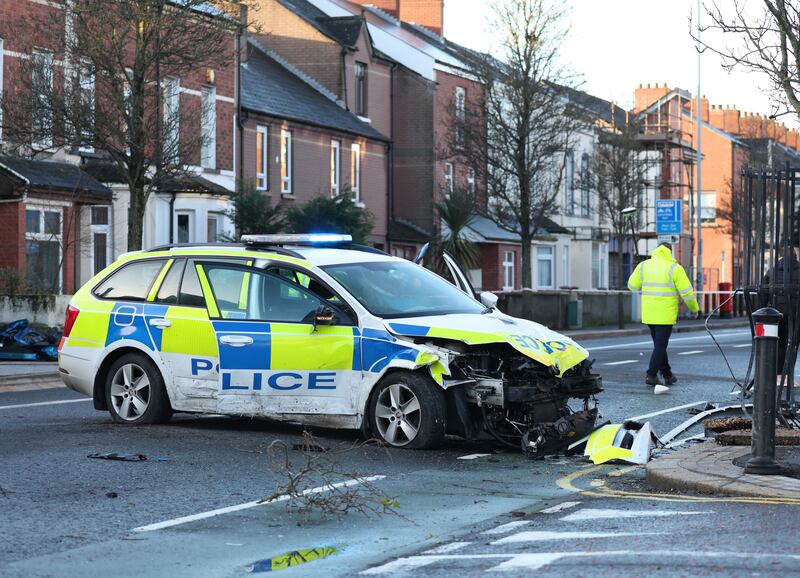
[647, 324, 673, 377]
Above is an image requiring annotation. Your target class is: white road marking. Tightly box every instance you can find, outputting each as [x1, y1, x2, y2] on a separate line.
[603, 360, 638, 366]
[627, 400, 708, 422]
[422, 542, 471, 554]
[132, 475, 385, 532]
[482, 521, 532, 535]
[539, 501, 581, 514]
[457, 453, 492, 460]
[587, 330, 748, 351]
[561, 508, 708, 522]
[678, 350, 703, 355]
[491, 531, 658, 545]
[0, 398, 91, 410]
[361, 550, 800, 574]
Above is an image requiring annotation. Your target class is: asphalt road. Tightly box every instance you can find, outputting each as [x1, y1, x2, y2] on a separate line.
[4, 326, 796, 577]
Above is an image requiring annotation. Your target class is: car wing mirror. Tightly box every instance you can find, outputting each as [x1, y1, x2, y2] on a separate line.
[480, 291, 499, 309]
[313, 305, 336, 330]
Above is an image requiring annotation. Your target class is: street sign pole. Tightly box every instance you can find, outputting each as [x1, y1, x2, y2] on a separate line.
[696, 0, 704, 297]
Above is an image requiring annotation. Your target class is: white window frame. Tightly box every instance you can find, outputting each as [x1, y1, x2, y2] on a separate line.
[467, 167, 476, 194]
[256, 125, 268, 191]
[355, 62, 367, 117]
[331, 139, 341, 197]
[536, 245, 555, 290]
[580, 153, 590, 217]
[90, 205, 111, 275]
[701, 191, 717, 223]
[175, 210, 195, 244]
[562, 245, 570, 287]
[201, 85, 216, 170]
[31, 49, 54, 149]
[564, 149, 575, 215]
[163, 76, 180, 162]
[502, 250, 515, 291]
[0, 38, 4, 142]
[444, 162, 454, 196]
[78, 60, 95, 152]
[455, 86, 466, 149]
[206, 212, 222, 243]
[281, 129, 293, 194]
[25, 204, 63, 291]
[351, 142, 361, 202]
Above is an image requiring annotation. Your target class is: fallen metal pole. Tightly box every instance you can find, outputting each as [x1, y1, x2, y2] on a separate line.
[745, 307, 783, 475]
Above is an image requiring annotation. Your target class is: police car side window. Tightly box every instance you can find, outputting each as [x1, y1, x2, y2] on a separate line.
[179, 261, 206, 307]
[93, 259, 166, 301]
[154, 259, 185, 304]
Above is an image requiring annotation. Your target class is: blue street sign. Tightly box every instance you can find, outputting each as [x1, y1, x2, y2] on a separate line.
[656, 199, 682, 235]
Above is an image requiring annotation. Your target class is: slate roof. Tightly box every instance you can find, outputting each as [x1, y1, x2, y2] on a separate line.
[242, 41, 389, 142]
[0, 155, 112, 199]
[159, 175, 232, 195]
[389, 218, 431, 243]
[556, 85, 630, 128]
[466, 214, 570, 243]
[277, 0, 363, 47]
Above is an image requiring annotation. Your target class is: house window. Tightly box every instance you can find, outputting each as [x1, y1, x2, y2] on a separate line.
[592, 243, 607, 289]
[562, 246, 570, 287]
[90, 206, 110, 274]
[201, 85, 216, 169]
[256, 125, 268, 190]
[502, 250, 515, 291]
[564, 150, 574, 215]
[580, 153, 590, 217]
[78, 60, 95, 151]
[467, 167, 476, 194]
[355, 62, 367, 117]
[31, 49, 54, 149]
[351, 142, 361, 202]
[455, 86, 466, 149]
[444, 162, 454, 196]
[207, 213, 222, 242]
[163, 77, 180, 162]
[331, 140, 341, 197]
[281, 129, 293, 194]
[537, 245, 554, 289]
[25, 206, 62, 292]
[701, 191, 717, 223]
[176, 211, 194, 243]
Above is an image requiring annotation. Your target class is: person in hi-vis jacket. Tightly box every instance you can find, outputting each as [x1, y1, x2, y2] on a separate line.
[628, 243, 699, 387]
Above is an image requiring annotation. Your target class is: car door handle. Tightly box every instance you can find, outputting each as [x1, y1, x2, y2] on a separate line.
[219, 335, 253, 347]
[149, 318, 172, 329]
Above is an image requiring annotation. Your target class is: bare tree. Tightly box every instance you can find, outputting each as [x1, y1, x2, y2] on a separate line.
[591, 122, 649, 289]
[0, 0, 242, 251]
[697, 0, 800, 121]
[451, 0, 585, 288]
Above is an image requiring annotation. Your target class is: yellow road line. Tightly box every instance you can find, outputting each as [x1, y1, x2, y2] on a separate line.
[556, 464, 800, 506]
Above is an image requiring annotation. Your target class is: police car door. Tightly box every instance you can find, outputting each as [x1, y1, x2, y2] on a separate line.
[198, 262, 359, 416]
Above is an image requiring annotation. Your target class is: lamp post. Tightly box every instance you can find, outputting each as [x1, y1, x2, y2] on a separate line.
[620, 206, 640, 329]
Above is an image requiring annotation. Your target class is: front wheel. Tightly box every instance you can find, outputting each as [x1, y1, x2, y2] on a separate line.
[369, 371, 446, 449]
[105, 353, 172, 424]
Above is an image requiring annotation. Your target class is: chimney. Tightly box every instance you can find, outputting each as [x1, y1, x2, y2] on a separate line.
[351, 1, 444, 35]
[633, 82, 670, 113]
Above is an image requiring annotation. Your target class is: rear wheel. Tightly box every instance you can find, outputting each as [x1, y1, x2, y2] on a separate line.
[105, 353, 171, 424]
[369, 371, 446, 449]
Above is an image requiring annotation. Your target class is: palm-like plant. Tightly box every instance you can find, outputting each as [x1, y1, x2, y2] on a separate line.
[432, 189, 479, 273]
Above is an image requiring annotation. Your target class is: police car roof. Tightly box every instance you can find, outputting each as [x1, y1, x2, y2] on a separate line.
[288, 246, 402, 266]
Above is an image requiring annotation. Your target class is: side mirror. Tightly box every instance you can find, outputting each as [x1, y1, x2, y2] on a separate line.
[480, 291, 499, 309]
[313, 305, 336, 330]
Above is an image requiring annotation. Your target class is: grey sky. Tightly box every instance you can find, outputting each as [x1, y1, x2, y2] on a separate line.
[443, 0, 787, 124]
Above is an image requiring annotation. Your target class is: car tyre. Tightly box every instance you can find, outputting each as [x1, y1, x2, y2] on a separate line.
[105, 353, 172, 424]
[369, 371, 446, 449]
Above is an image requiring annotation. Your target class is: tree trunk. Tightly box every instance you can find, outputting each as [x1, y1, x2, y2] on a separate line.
[520, 233, 532, 289]
[127, 185, 146, 252]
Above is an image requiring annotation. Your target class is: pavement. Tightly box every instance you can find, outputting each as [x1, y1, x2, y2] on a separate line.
[562, 315, 749, 340]
[0, 361, 59, 392]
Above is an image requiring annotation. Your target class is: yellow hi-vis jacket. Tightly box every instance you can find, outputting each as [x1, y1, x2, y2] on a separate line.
[627, 245, 699, 325]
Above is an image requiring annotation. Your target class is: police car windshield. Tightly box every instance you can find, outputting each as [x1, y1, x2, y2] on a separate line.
[322, 260, 485, 319]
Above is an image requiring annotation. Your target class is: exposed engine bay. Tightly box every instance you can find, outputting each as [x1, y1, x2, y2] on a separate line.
[436, 342, 603, 457]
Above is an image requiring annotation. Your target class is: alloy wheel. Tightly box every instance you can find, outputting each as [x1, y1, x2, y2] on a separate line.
[109, 363, 151, 421]
[374, 383, 422, 446]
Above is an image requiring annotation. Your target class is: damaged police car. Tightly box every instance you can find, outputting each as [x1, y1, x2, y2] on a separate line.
[58, 235, 602, 454]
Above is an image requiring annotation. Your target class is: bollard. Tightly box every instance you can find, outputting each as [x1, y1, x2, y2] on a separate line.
[745, 307, 783, 475]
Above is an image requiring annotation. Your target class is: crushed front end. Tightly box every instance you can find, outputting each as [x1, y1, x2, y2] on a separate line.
[442, 344, 603, 457]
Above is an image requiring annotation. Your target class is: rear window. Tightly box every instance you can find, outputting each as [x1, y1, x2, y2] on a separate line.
[93, 260, 166, 301]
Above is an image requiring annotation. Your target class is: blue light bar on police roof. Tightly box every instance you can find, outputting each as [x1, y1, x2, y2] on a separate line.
[241, 234, 353, 245]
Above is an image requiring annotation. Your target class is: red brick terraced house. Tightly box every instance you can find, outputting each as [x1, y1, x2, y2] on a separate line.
[240, 40, 390, 245]
[0, 0, 240, 292]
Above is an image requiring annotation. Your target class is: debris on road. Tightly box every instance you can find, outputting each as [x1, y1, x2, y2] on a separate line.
[704, 416, 751, 433]
[248, 546, 339, 573]
[88, 452, 147, 461]
[584, 421, 656, 464]
[0, 319, 60, 361]
[105, 491, 119, 498]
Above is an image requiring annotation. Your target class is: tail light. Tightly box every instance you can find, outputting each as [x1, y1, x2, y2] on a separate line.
[63, 305, 80, 337]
